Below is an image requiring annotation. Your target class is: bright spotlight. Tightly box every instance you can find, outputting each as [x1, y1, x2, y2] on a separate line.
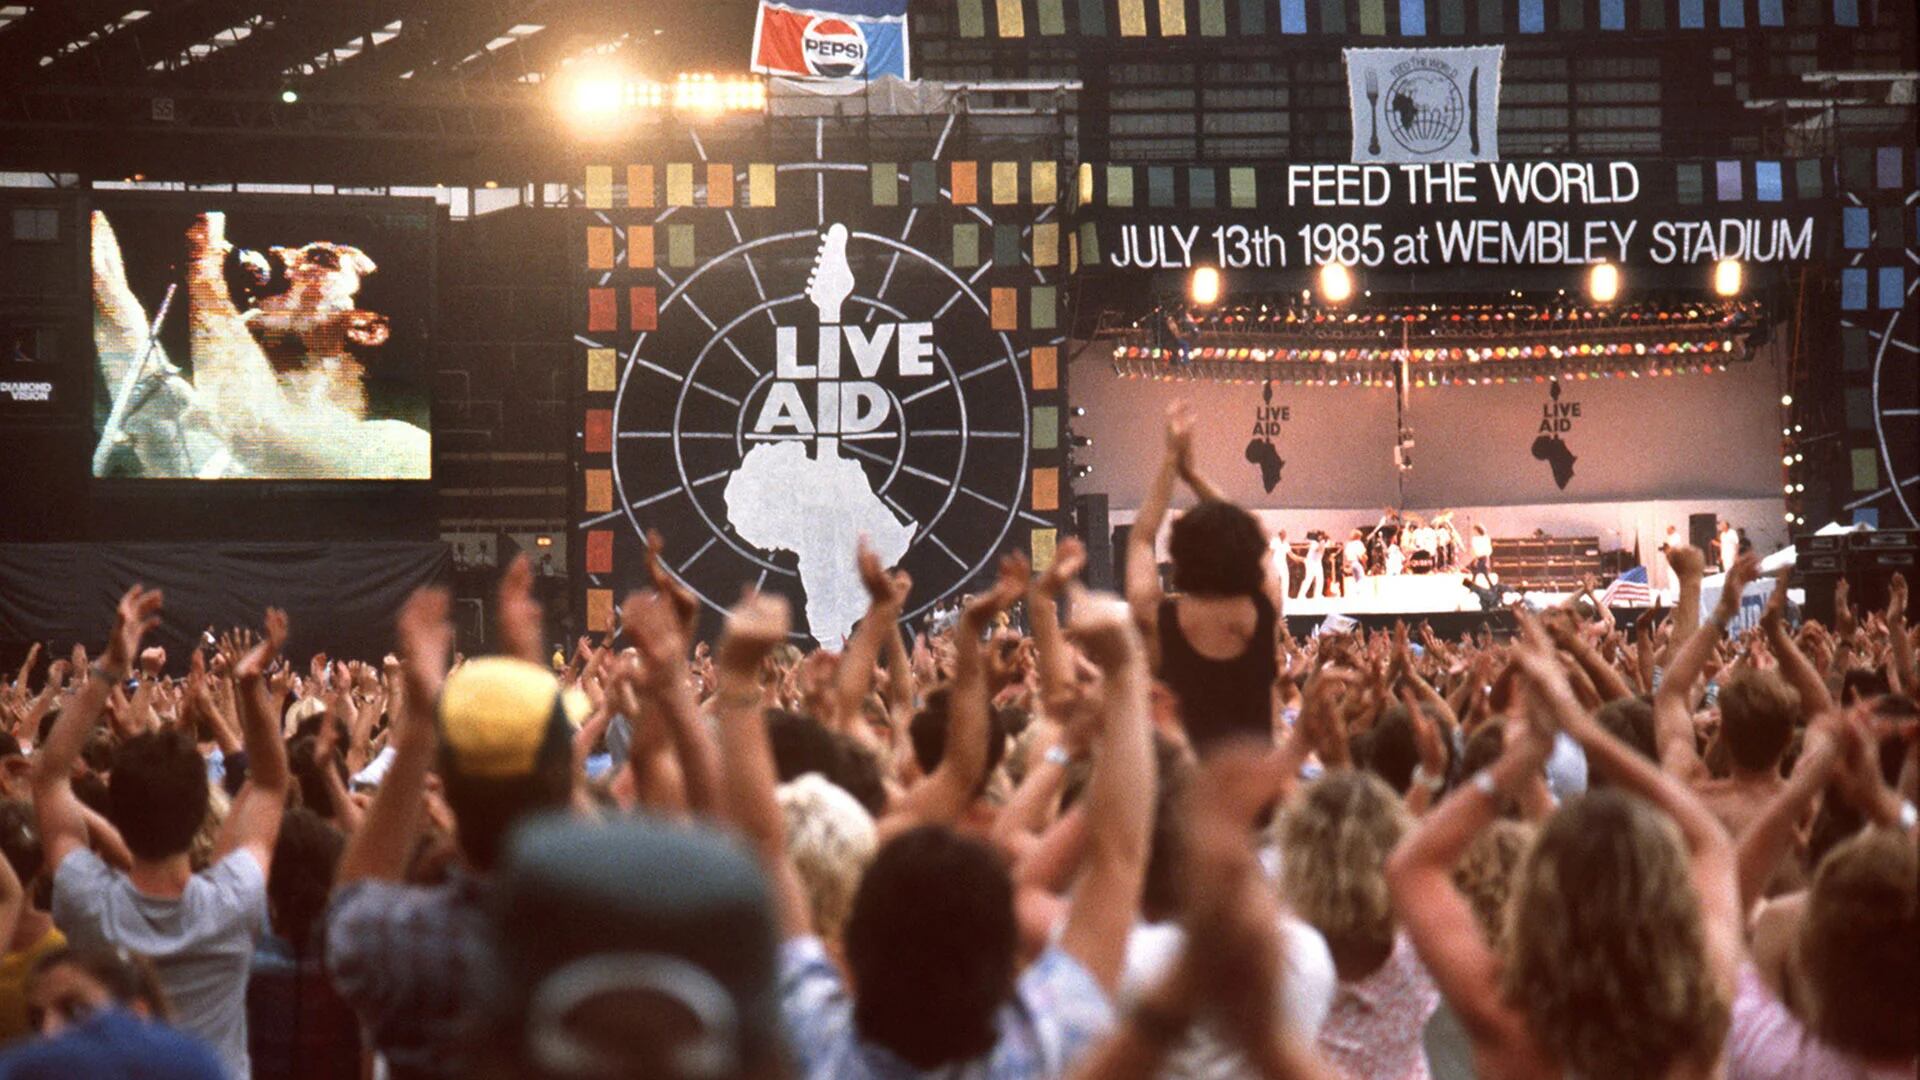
[1587, 262, 1621, 304]
[1780, 394, 1793, 406]
[1317, 262, 1354, 304]
[570, 74, 624, 117]
[1713, 258, 1743, 297]
[1189, 266, 1222, 306]
[279, 87, 298, 104]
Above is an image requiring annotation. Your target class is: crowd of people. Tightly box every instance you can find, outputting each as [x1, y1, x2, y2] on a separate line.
[0, 402, 1914, 1080]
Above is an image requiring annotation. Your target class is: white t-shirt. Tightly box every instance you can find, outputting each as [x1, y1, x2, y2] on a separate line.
[53, 848, 267, 1080]
[1117, 918, 1337, 1080]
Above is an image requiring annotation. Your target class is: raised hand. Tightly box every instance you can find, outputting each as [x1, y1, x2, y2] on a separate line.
[138, 646, 167, 678]
[620, 589, 689, 694]
[716, 592, 791, 676]
[1666, 544, 1707, 580]
[855, 539, 912, 611]
[1834, 577, 1856, 638]
[1064, 586, 1141, 671]
[642, 530, 701, 642]
[396, 588, 455, 698]
[1888, 572, 1908, 624]
[1760, 566, 1791, 634]
[960, 551, 1031, 633]
[104, 585, 164, 678]
[235, 608, 288, 682]
[1034, 535, 1087, 598]
[1164, 400, 1196, 470]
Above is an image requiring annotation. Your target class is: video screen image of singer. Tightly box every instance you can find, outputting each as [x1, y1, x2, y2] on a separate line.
[90, 198, 433, 480]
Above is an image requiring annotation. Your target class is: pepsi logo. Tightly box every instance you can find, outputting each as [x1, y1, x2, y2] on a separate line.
[801, 17, 867, 78]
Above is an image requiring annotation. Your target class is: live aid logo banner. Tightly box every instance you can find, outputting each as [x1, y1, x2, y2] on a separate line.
[1098, 161, 1826, 271]
[1346, 46, 1504, 165]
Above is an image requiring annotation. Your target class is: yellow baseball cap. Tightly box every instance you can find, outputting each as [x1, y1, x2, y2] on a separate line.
[439, 657, 571, 780]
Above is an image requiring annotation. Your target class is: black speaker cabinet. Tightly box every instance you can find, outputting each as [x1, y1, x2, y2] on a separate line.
[1073, 493, 1114, 592]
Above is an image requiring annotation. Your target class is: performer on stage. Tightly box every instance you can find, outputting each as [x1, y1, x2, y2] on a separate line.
[1270, 529, 1293, 598]
[1343, 529, 1369, 590]
[1716, 518, 1739, 572]
[1468, 523, 1494, 588]
[1298, 531, 1327, 599]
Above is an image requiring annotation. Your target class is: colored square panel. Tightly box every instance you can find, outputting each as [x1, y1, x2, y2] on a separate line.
[1599, 0, 1625, 27]
[1189, 168, 1216, 208]
[991, 288, 1019, 330]
[587, 288, 617, 332]
[1637, 0, 1665, 26]
[1480, 0, 1506, 33]
[1678, 0, 1703, 26]
[953, 224, 980, 268]
[1843, 447, 1873, 490]
[1107, 166, 1134, 207]
[1033, 222, 1060, 267]
[1876, 206, 1904, 248]
[1242, 0, 1270, 33]
[1757, 0, 1782, 23]
[1558, 0, 1583, 29]
[630, 287, 658, 331]
[1031, 160, 1058, 204]
[1076, 162, 1094, 206]
[585, 469, 613, 513]
[1033, 405, 1059, 450]
[1321, 0, 1347, 32]
[1031, 286, 1058, 330]
[1439, 0, 1467, 32]
[1031, 528, 1058, 572]
[1038, 0, 1067, 33]
[992, 161, 1020, 204]
[872, 163, 900, 206]
[1031, 345, 1059, 390]
[1841, 147, 1871, 190]
[951, 161, 978, 205]
[585, 165, 613, 209]
[1718, 0, 1744, 27]
[957, 0, 985, 36]
[666, 225, 695, 268]
[1675, 163, 1703, 204]
[996, 0, 1027, 35]
[706, 164, 734, 207]
[1794, 159, 1822, 198]
[749, 163, 776, 207]
[995, 224, 1022, 267]
[628, 165, 654, 208]
[1079, 221, 1101, 265]
[666, 163, 694, 206]
[1852, 508, 1879, 528]
[587, 589, 614, 633]
[1032, 467, 1060, 511]
[1754, 161, 1783, 201]
[1519, 0, 1544, 31]
[1846, 387, 1873, 430]
[1160, 0, 1188, 35]
[1833, 0, 1857, 26]
[1840, 267, 1868, 311]
[586, 348, 617, 392]
[586, 226, 615, 269]
[628, 225, 655, 268]
[1842, 206, 1870, 248]
[1147, 167, 1174, 207]
[1119, 0, 1148, 35]
[1229, 167, 1257, 208]
[1402, 0, 1429, 34]
[911, 162, 939, 205]
[1841, 327, 1869, 372]
[1877, 267, 1904, 310]
[1282, 0, 1308, 32]
[1715, 161, 1743, 201]
[584, 410, 613, 453]
[1080, 0, 1108, 34]
[1068, 231, 1078, 273]
[586, 530, 614, 574]
[1360, 0, 1387, 34]
[1876, 147, 1902, 188]
[1200, 0, 1228, 35]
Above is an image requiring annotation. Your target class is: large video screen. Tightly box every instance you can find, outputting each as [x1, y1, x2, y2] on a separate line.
[90, 196, 434, 480]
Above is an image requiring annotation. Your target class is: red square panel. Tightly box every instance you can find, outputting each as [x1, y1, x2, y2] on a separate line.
[629, 286, 658, 331]
[586, 530, 614, 574]
[587, 288, 617, 332]
[584, 409, 613, 454]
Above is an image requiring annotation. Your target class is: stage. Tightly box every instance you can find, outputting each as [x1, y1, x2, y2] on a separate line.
[1284, 572, 1489, 616]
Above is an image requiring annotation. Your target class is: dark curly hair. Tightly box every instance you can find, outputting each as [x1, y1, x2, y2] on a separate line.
[269, 808, 344, 952]
[108, 730, 211, 861]
[1168, 500, 1268, 597]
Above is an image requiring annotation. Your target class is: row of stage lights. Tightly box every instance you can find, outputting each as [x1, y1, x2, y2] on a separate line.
[1162, 301, 1757, 330]
[1113, 361, 1736, 386]
[1113, 338, 1744, 364]
[1193, 257, 1750, 309]
[561, 69, 767, 130]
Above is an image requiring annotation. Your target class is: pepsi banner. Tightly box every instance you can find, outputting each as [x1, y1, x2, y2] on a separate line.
[752, 0, 910, 81]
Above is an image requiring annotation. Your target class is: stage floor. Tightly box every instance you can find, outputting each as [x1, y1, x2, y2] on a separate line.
[1285, 573, 1488, 616]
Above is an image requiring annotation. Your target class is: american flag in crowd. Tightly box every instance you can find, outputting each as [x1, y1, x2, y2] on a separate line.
[1599, 566, 1654, 607]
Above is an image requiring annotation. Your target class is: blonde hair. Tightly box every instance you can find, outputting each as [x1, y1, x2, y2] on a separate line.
[1797, 827, 1920, 1060]
[778, 773, 878, 940]
[1453, 819, 1534, 950]
[190, 782, 230, 873]
[1503, 790, 1728, 1079]
[1279, 770, 1410, 962]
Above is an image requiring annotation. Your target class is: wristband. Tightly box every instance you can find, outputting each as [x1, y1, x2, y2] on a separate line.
[1470, 770, 1498, 798]
[1411, 764, 1446, 794]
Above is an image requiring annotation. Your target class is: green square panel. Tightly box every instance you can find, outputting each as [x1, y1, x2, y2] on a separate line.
[1228, 167, 1257, 208]
[1107, 165, 1135, 207]
[871, 163, 898, 206]
[1148, 167, 1175, 207]
[995, 224, 1023, 266]
[1842, 327, 1869, 372]
[911, 162, 939, 205]
[1079, 221, 1101, 265]
[1840, 148, 1871, 191]
[953, 224, 980, 268]
[667, 224, 695, 266]
[1033, 405, 1059, 450]
[1638, 0, 1665, 26]
[1188, 168, 1217, 208]
[1850, 448, 1879, 491]
[1845, 387, 1873, 430]
[1675, 163, 1703, 205]
[1876, 206, 1905, 248]
[1479, 0, 1505, 34]
[1794, 159, 1822, 198]
[1031, 286, 1058, 330]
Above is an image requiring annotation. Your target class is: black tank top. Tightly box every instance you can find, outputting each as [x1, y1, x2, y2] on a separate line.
[1156, 592, 1278, 752]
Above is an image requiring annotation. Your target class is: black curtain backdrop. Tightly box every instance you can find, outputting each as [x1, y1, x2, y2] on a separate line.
[0, 542, 449, 670]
